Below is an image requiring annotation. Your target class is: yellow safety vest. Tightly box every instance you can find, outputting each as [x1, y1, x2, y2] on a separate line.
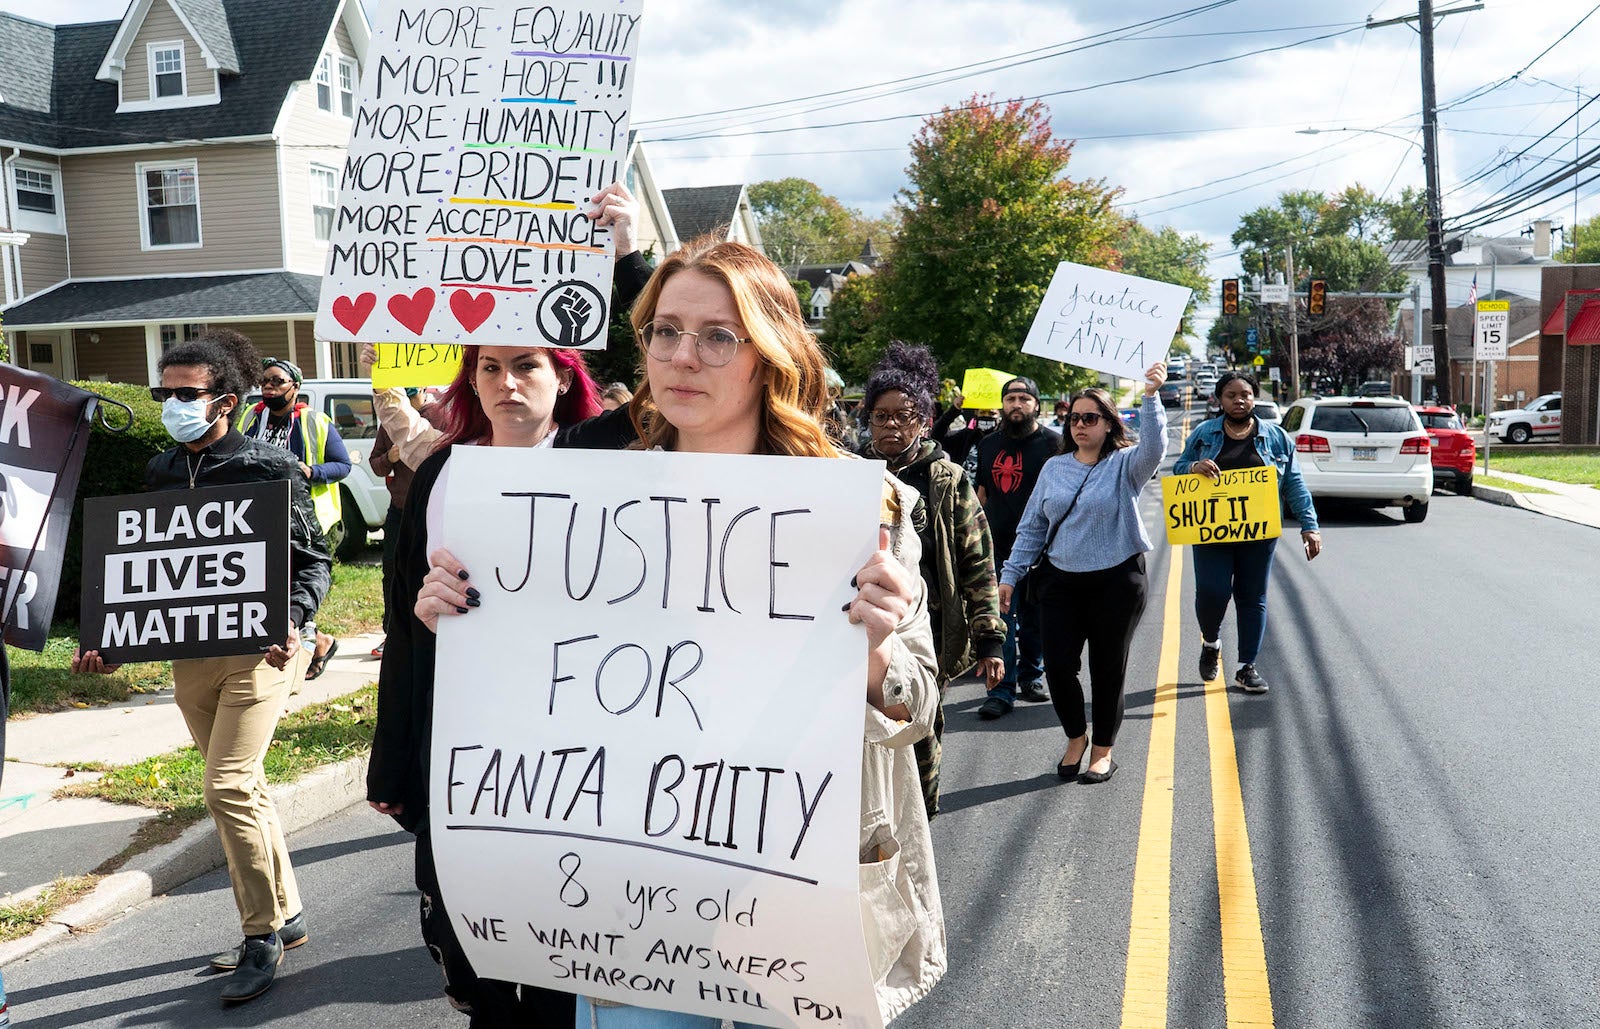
[238, 405, 343, 533]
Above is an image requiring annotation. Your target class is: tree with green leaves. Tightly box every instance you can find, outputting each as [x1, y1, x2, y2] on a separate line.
[820, 273, 888, 385]
[1557, 213, 1600, 263]
[1117, 219, 1211, 339]
[749, 178, 862, 269]
[881, 94, 1123, 394]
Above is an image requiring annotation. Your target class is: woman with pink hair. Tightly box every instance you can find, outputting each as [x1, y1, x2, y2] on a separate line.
[366, 343, 601, 1026]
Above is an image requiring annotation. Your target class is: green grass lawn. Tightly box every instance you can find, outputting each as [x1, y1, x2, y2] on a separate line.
[1475, 474, 1554, 495]
[60, 682, 377, 818]
[7, 561, 384, 716]
[1480, 453, 1600, 486]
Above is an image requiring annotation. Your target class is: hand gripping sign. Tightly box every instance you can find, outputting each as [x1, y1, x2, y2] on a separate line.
[1162, 467, 1282, 546]
[316, 1, 644, 348]
[429, 446, 892, 1027]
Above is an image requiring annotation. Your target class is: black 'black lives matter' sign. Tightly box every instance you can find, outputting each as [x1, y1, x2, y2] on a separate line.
[80, 479, 289, 663]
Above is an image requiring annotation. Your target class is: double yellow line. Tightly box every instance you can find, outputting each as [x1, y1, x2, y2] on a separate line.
[1120, 405, 1274, 1029]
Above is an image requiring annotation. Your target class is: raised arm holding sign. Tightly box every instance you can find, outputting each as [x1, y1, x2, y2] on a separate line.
[1022, 262, 1192, 381]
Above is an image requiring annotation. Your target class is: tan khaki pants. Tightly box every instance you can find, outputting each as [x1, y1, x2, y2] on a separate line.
[173, 647, 311, 936]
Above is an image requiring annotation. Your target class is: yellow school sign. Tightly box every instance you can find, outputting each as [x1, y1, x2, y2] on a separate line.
[371, 343, 466, 389]
[1162, 467, 1282, 545]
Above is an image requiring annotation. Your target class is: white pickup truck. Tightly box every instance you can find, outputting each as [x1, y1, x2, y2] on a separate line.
[1487, 393, 1562, 445]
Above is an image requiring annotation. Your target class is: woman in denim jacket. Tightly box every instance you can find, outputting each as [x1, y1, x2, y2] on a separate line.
[1174, 372, 1322, 694]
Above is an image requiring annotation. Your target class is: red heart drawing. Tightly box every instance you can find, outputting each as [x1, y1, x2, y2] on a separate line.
[332, 292, 376, 334]
[450, 289, 496, 333]
[387, 288, 436, 336]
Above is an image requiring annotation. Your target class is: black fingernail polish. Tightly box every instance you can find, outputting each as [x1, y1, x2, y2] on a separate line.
[456, 605, 469, 614]
[465, 587, 481, 600]
[466, 597, 481, 608]
[457, 569, 470, 580]
[850, 575, 858, 588]
[841, 602, 852, 611]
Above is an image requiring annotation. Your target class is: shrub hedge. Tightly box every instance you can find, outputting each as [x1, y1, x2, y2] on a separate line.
[56, 382, 168, 619]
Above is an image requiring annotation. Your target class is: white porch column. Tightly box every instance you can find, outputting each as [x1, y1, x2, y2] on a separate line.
[143, 324, 162, 385]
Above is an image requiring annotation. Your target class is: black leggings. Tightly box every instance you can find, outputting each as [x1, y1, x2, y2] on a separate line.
[1035, 553, 1149, 748]
[415, 820, 576, 1027]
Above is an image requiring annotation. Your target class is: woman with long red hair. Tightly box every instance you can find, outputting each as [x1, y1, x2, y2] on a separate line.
[367, 343, 600, 1027]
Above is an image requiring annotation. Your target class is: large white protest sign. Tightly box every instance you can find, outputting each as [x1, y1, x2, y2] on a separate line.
[1022, 261, 1192, 379]
[316, 1, 644, 347]
[431, 446, 889, 1027]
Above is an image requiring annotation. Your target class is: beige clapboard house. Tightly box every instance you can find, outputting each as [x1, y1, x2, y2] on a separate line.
[0, 0, 375, 382]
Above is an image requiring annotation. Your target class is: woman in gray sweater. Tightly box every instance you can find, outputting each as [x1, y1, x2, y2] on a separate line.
[998, 363, 1167, 784]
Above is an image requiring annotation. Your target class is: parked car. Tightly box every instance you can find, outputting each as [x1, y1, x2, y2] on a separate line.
[1253, 400, 1281, 423]
[244, 378, 389, 559]
[1357, 380, 1395, 397]
[1280, 396, 1434, 522]
[1205, 393, 1223, 418]
[1158, 381, 1185, 407]
[1415, 405, 1475, 494]
[1486, 392, 1562, 444]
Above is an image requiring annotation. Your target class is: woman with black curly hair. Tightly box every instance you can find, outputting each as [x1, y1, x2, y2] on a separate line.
[861, 342, 1005, 817]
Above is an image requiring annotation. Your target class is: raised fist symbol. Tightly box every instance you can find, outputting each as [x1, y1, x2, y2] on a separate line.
[550, 290, 594, 346]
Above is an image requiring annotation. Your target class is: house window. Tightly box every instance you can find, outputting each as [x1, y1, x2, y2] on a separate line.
[159, 323, 206, 350]
[316, 53, 333, 112]
[140, 162, 201, 248]
[151, 43, 185, 98]
[311, 165, 337, 242]
[338, 57, 357, 118]
[13, 167, 55, 214]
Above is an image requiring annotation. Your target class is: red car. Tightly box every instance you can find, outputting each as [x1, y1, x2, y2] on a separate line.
[1415, 405, 1476, 493]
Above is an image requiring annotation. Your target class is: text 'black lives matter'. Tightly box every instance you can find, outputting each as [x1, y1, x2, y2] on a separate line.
[80, 479, 291, 663]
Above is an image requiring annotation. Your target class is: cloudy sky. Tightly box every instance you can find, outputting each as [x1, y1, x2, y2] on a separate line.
[14, 0, 1600, 338]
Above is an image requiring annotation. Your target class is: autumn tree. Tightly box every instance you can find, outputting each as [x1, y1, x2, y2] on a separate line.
[882, 94, 1123, 394]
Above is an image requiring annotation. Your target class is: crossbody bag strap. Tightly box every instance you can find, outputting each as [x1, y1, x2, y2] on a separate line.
[1035, 460, 1098, 564]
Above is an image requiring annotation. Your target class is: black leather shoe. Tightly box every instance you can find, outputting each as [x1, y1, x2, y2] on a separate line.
[1019, 681, 1050, 703]
[1080, 759, 1119, 785]
[210, 912, 307, 971]
[1057, 751, 1086, 781]
[1199, 644, 1221, 683]
[220, 935, 283, 1003]
[977, 696, 1012, 720]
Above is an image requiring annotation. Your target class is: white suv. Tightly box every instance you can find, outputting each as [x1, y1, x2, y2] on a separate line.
[1487, 392, 1561, 444]
[1281, 396, 1434, 523]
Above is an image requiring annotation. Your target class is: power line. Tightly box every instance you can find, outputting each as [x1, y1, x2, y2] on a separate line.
[646, 24, 1366, 144]
[635, 1, 1245, 131]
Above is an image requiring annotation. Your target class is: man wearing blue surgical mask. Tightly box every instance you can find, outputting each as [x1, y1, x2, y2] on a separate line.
[74, 328, 330, 1004]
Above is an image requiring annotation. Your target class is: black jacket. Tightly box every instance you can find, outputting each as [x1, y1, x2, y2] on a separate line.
[144, 429, 331, 627]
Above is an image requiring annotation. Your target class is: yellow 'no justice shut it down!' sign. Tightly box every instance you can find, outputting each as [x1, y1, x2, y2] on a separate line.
[1162, 466, 1282, 545]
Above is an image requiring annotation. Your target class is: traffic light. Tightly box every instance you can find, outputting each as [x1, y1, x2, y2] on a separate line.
[1222, 278, 1239, 315]
[1308, 279, 1327, 316]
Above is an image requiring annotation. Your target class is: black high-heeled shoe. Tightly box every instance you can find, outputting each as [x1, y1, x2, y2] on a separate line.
[1057, 741, 1088, 780]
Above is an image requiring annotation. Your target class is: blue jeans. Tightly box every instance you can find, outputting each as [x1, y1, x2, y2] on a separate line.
[990, 575, 1045, 705]
[574, 997, 761, 1029]
[1192, 539, 1278, 665]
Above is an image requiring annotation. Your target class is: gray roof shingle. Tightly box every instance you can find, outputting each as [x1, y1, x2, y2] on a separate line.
[0, 14, 55, 114]
[0, 272, 323, 327]
[662, 184, 745, 243]
[171, 0, 241, 74]
[0, 0, 341, 150]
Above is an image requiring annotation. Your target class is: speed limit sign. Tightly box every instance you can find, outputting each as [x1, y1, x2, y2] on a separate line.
[1476, 299, 1510, 361]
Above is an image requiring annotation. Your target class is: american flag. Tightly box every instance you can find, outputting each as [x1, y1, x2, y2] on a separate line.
[1468, 273, 1479, 345]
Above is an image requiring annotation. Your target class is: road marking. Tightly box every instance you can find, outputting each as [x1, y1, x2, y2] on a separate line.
[1119, 542, 1183, 1029]
[1203, 669, 1275, 1026]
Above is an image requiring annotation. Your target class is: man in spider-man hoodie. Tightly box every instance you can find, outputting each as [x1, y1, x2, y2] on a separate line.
[974, 376, 1060, 718]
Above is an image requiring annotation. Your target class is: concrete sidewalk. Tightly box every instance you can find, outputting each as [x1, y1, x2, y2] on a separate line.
[1472, 464, 1600, 529]
[0, 632, 384, 912]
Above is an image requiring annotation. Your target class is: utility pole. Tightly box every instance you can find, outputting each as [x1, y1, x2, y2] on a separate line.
[1286, 242, 1300, 400]
[1418, 0, 1452, 405]
[1368, 2, 1484, 407]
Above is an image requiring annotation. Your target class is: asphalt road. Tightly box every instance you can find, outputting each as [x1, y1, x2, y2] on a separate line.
[8, 399, 1600, 1028]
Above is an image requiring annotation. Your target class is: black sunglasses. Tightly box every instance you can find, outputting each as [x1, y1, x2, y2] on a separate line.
[1068, 411, 1104, 426]
[150, 387, 223, 403]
